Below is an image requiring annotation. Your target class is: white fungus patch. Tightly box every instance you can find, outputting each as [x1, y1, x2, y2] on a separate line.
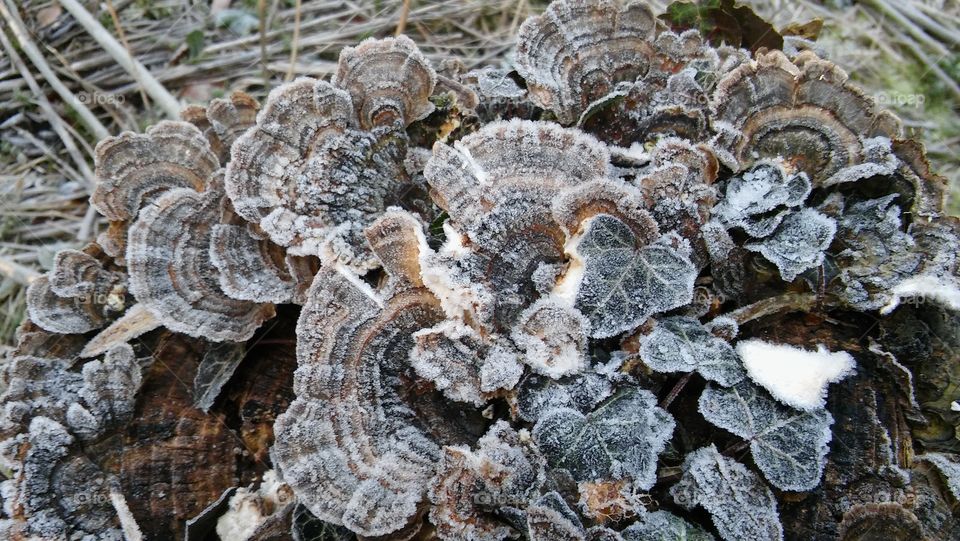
[737, 339, 856, 411]
[879, 274, 960, 315]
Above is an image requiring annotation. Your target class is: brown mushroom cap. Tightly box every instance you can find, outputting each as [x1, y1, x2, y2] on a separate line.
[711, 50, 902, 185]
[423, 120, 612, 329]
[515, 0, 657, 124]
[126, 187, 275, 342]
[225, 79, 410, 269]
[92, 121, 219, 222]
[181, 91, 260, 165]
[273, 211, 446, 537]
[334, 35, 437, 130]
[25, 247, 125, 335]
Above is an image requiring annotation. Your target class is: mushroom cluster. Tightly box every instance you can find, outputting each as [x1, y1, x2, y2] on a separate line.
[5, 0, 960, 539]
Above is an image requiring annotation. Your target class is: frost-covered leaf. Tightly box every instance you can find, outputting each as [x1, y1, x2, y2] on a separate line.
[833, 195, 920, 310]
[917, 453, 960, 500]
[638, 316, 745, 386]
[670, 445, 782, 541]
[737, 339, 855, 411]
[621, 510, 715, 541]
[713, 163, 811, 238]
[516, 371, 614, 423]
[193, 341, 247, 412]
[698, 381, 833, 491]
[527, 492, 585, 541]
[574, 215, 696, 338]
[532, 387, 675, 487]
[745, 209, 836, 282]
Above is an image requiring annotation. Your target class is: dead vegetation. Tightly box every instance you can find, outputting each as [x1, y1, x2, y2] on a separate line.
[0, 0, 957, 348]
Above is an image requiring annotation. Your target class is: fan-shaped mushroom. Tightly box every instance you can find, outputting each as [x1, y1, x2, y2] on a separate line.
[181, 91, 260, 165]
[711, 50, 901, 185]
[334, 35, 437, 130]
[515, 0, 657, 124]
[423, 119, 611, 329]
[92, 121, 220, 257]
[25, 245, 126, 335]
[273, 211, 446, 537]
[126, 187, 275, 342]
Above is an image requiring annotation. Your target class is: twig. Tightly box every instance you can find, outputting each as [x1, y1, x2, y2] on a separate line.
[396, 0, 412, 36]
[660, 372, 694, 410]
[864, 0, 950, 57]
[727, 292, 819, 325]
[103, 0, 150, 108]
[259, 0, 270, 87]
[57, 0, 181, 117]
[285, 0, 302, 81]
[0, 0, 110, 141]
[0, 256, 40, 286]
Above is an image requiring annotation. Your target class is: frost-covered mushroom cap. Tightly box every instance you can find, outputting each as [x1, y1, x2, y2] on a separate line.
[273, 210, 447, 538]
[225, 77, 412, 269]
[515, 0, 657, 124]
[711, 50, 901, 185]
[26, 247, 125, 335]
[126, 187, 275, 342]
[334, 35, 437, 129]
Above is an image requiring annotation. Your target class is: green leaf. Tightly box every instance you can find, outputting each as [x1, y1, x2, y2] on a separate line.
[186, 29, 205, 60]
[532, 387, 675, 487]
[574, 215, 696, 338]
[671, 445, 783, 541]
[698, 381, 833, 491]
[639, 316, 745, 386]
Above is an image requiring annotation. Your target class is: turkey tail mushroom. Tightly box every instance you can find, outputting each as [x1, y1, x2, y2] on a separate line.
[126, 188, 275, 342]
[334, 35, 437, 130]
[273, 211, 446, 538]
[515, 0, 657, 124]
[711, 50, 902, 185]
[92, 121, 220, 258]
[26, 246, 126, 335]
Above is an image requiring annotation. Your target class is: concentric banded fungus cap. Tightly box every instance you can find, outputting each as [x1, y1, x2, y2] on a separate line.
[181, 91, 260, 165]
[126, 187, 275, 342]
[26, 246, 125, 335]
[423, 119, 611, 328]
[711, 50, 902, 185]
[226, 77, 412, 269]
[92, 121, 220, 256]
[515, 0, 657, 124]
[273, 210, 446, 538]
[210, 190, 318, 305]
[334, 35, 437, 130]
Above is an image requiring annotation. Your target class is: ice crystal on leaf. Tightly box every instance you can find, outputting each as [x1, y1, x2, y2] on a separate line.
[638, 316, 745, 386]
[527, 491, 586, 541]
[569, 215, 697, 338]
[745, 208, 837, 282]
[671, 445, 783, 541]
[516, 370, 615, 423]
[532, 387, 675, 487]
[621, 510, 715, 541]
[712, 162, 811, 238]
[698, 381, 833, 491]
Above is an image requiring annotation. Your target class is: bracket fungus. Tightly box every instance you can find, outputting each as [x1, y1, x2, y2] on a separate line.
[6, 0, 960, 539]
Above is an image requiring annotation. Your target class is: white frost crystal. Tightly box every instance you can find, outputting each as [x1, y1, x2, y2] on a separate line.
[737, 339, 855, 411]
